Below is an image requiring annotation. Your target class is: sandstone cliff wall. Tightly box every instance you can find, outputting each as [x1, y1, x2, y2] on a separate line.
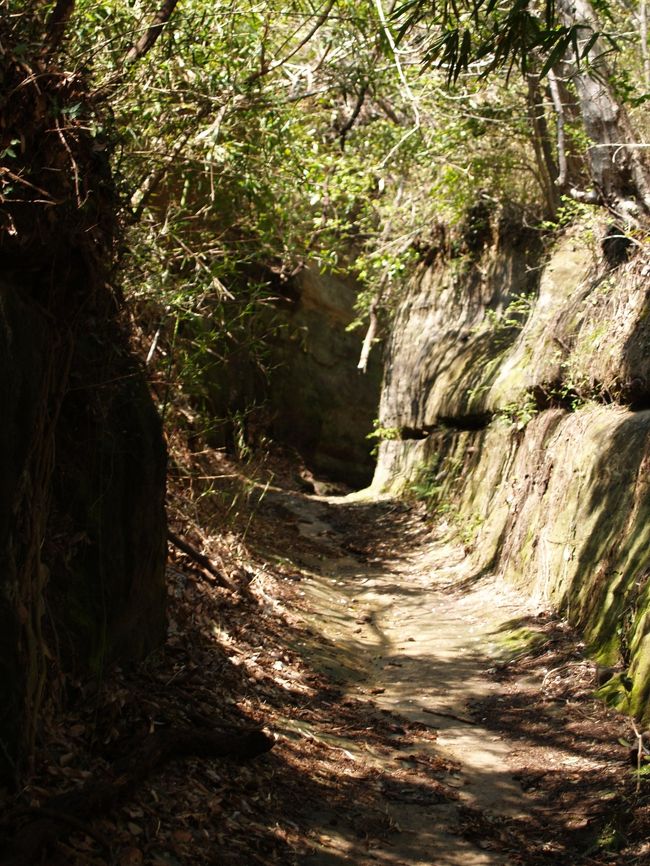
[373, 216, 650, 722]
[196, 266, 381, 488]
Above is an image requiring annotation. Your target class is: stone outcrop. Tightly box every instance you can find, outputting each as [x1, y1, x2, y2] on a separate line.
[195, 266, 382, 489]
[373, 214, 650, 722]
[380, 214, 542, 429]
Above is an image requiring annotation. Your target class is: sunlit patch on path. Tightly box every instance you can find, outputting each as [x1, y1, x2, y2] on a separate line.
[261, 489, 547, 865]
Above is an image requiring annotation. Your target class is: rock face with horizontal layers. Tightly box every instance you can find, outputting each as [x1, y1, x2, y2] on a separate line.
[373, 214, 650, 723]
[380, 214, 542, 430]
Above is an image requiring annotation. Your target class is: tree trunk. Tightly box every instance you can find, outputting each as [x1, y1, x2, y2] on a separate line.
[526, 73, 561, 217]
[557, 0, 650, 217]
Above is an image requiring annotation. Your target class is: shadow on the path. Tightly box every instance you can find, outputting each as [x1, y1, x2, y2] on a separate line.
[241, 489, 632, 864]
[38, 487, 633, 866]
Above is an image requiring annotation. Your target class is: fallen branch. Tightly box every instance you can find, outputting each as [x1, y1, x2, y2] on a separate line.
[422, 707, 475, 725]
[1, 727, 273, 866]
[167, 529, 235, 590]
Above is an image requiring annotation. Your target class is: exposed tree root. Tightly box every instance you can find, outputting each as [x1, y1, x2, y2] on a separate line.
[1, 727, 273, 866]
[422, 708, 476, 725]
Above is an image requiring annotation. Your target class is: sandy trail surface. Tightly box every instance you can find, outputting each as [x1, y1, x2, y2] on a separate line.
[264, 489, 545, 866]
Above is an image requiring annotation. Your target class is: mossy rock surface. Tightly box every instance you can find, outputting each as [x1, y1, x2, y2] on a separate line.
[373, 218, 650, 724]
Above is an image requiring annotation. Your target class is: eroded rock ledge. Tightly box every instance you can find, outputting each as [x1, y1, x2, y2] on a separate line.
[372, 214, 650, 722]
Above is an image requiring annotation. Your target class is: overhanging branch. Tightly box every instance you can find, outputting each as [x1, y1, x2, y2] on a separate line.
[123, 0, 180, 65]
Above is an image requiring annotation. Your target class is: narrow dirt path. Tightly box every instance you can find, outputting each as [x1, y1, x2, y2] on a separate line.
[259, 489, 539, 865]
[7, 460, 644, 866]
[253, 486, 642, 866]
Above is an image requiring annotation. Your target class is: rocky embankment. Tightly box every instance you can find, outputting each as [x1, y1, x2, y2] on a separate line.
[372, 211, 650, 722]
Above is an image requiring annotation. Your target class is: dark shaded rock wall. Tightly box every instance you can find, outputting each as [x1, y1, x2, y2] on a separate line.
[269, 267, 383, 487]
[0, 37, 167, 782]
[48, 321, 167, 671]
[0, 276, 167, 782]
[0, 283, 49, 782]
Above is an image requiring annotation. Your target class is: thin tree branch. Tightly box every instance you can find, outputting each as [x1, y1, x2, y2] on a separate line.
[374, 0, 421, 167]
[130, 120, 201, 221]
[357, 303, 378, 373]
[338, 82, 369, 149]
[168, 530, 236, 591]
[640, 0, 650, 89]
[357, 182, 405, 372]
[245, 0, 336, 85]
[548, 68, 568, 189]
[123, 0, 180, 65]
[526, 72, 560, 216]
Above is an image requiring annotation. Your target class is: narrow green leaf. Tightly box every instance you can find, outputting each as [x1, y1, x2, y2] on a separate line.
[581, 31, 599, 59]
[539, 33, 570, 77]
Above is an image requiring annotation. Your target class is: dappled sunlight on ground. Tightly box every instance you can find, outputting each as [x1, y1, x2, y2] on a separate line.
[8, 449, 649, 865]
[253, 486, 648, 865]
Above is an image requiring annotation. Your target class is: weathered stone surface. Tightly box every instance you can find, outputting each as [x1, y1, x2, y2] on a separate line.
[373, 216, 650, 723]
[485, 230, 650, 409]
[0, 279, 167, 781]
[190, 265, 381, 486]
[562, 253, 650, 403]
[379, 222, 541, 429]
[483, 230, 594, 410]
[381, 223, 650, 434]
[487, 407, 650, 722]
[269, 266, 382, 487]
